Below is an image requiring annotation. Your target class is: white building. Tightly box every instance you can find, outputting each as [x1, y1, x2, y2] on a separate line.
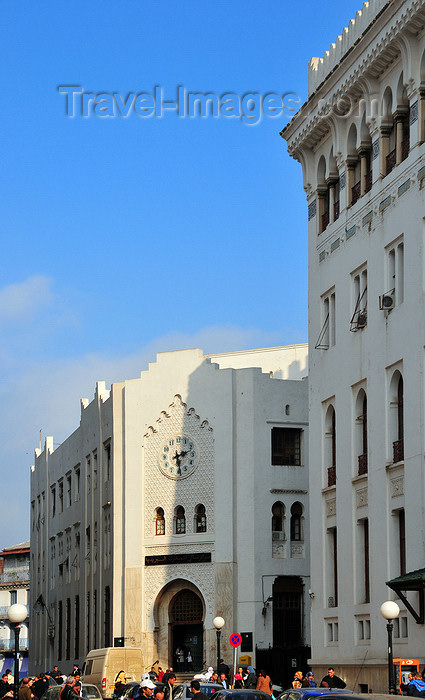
[0, 543, 30, 678]
[30, 345, 310, 685]
[283, 0, 425, 691]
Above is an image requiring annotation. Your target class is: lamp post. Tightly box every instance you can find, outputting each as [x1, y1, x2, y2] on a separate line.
[7, 603, 27, 700]
[213, 616, 225, 672]
[380, 600, 400, 694]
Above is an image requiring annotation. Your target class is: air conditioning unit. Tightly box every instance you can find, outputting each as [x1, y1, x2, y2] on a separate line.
[357, 311, 367, 328]
[379, 292, 395, 310]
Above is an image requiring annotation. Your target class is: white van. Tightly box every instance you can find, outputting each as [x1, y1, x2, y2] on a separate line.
[82, 647, 145, 699]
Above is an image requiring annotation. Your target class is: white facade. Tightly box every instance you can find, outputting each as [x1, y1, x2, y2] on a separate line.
[30, 345, 309, 685]
[284, 0, 425, 691]
[0, 543, 30, 678]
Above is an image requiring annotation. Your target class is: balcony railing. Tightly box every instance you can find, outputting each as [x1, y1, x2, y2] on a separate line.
[351, 181, 361, 205]
[358, 453, 368, 475]
[327, 466, 336, 487]
[321, 210, 329, 232]
[393, 438, 404, 463]
[334, 201, 340, 220]
[0, 605, 29, 618]
[386, 148, 396, 175]
[0, 639, 29, 651]
[401, 138, 409, 162]
[365, 171, 372, 193]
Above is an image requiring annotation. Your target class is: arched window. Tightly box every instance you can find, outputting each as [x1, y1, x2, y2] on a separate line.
[195, 504, 206, 533]
[155, 508, 165, 536]
[175, 506, 186, 534]
[290, 502, 303, 541]
[325, 405, 336, 486]
[394, 375, 404, 462]
[356, 390, 368, 475]
[272, 502, 285, 540]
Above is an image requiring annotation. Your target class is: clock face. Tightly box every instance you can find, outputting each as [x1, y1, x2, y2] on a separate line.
[158, 435, 199, 479]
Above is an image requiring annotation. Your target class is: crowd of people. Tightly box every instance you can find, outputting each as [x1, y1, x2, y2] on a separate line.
[2, 664, 83, 700]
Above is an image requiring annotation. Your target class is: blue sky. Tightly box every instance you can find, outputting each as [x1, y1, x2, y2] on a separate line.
[1, 0, 364, 548]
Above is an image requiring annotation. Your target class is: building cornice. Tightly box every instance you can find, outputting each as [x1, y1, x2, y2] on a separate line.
[282, 0, 425, 157]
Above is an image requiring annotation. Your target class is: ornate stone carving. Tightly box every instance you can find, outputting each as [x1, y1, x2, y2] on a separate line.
[356, 487, 368, 508]
[272, 541, 286, 559]
[144, 562, 216, 624]
[326, 498, 336, 517]
[143, 395, 214, 539]
[291, 542, 305, 558]
[391, 476, 404, 498]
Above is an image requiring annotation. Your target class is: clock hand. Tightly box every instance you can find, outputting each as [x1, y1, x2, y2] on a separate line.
[172, 450, 182, 467]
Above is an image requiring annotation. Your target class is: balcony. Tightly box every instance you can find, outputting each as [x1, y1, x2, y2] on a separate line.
[321, 210, 329, 232]
[365, 171, 372, 193]
[358, 453, 368, 475]
[0, 639, 29, 651]
[327, 466, 336, 487]
[0, 571, 29, 585]
[351, 181, 361, 205]
[393, 438, 404, 463]
[386, 148, 396, 175]
[0, 605, 29, 618]
[334, 201, 340, 221]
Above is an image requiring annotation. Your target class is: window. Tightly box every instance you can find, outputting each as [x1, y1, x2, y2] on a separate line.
[327, 527, 338, 607]
[358, 618, 371, 641]
[66, 474, 72, 507]
[155, 508, 165, 536]
[360, 519, 370, 603]
[271, 428, 301, 465]
[104, 441, 111, 481]
[326, 620, 339, 644]
[93, 451, 97, 490]
[316, 289, 336, 349]
[86, 456, 91, 494]
[74, 596, 80, 659]
[75, 467, 80, 502]
[398, 509, 406, 576]
[10, 591, 17, 605]
[290, 502, 303, 541]
[58, 599, 63, 660]
[272, 502, 285, 540]
[51, 486, 56, 518]
[390, 371, 404, 463]
[386, 237, 404, 305]
[175, 506, 186, 534]
[195, 504, 207, 533]
[394, 615, 408, 639]
[324, 404, 336, 486]
[104, 587, 111, 647]
[58, 480, 63, 513]
[355, 389, 368, 475]
[350, 266, 367, 331]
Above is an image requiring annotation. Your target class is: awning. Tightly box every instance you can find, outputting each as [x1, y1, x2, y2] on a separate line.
[386, 568, 425, 624]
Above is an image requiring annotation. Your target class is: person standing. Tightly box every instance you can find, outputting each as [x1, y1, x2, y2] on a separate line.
[256, 671, 272, 696]
[18, 679, 32, 700]
[320, 668, 346, 689]
[136, 680, 156, 700]
[244, 667, 257, 689]
[189, 681, 208, 700]
[305, 673, 316, 688]
[163, 673, 176, 700]
[59, 677, 80, 700]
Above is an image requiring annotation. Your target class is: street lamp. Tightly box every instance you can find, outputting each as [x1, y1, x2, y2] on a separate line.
[380, 600, 400, 694]
[213, 616, 225, 672]
[7, 603, 27, 700]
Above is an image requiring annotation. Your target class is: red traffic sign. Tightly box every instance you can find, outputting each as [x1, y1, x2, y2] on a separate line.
[229, 632, 242, 648]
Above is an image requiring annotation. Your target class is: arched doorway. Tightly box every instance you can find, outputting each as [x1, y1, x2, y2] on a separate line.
[169, 589, 203, 671]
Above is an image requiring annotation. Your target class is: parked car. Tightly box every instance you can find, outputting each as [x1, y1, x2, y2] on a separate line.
[277, 690, 395, 700]
[40, 684, 102, 700]
[115, 682, 165, 700]
[173, 683, 224, 699]
[210, 690, 272, 700]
